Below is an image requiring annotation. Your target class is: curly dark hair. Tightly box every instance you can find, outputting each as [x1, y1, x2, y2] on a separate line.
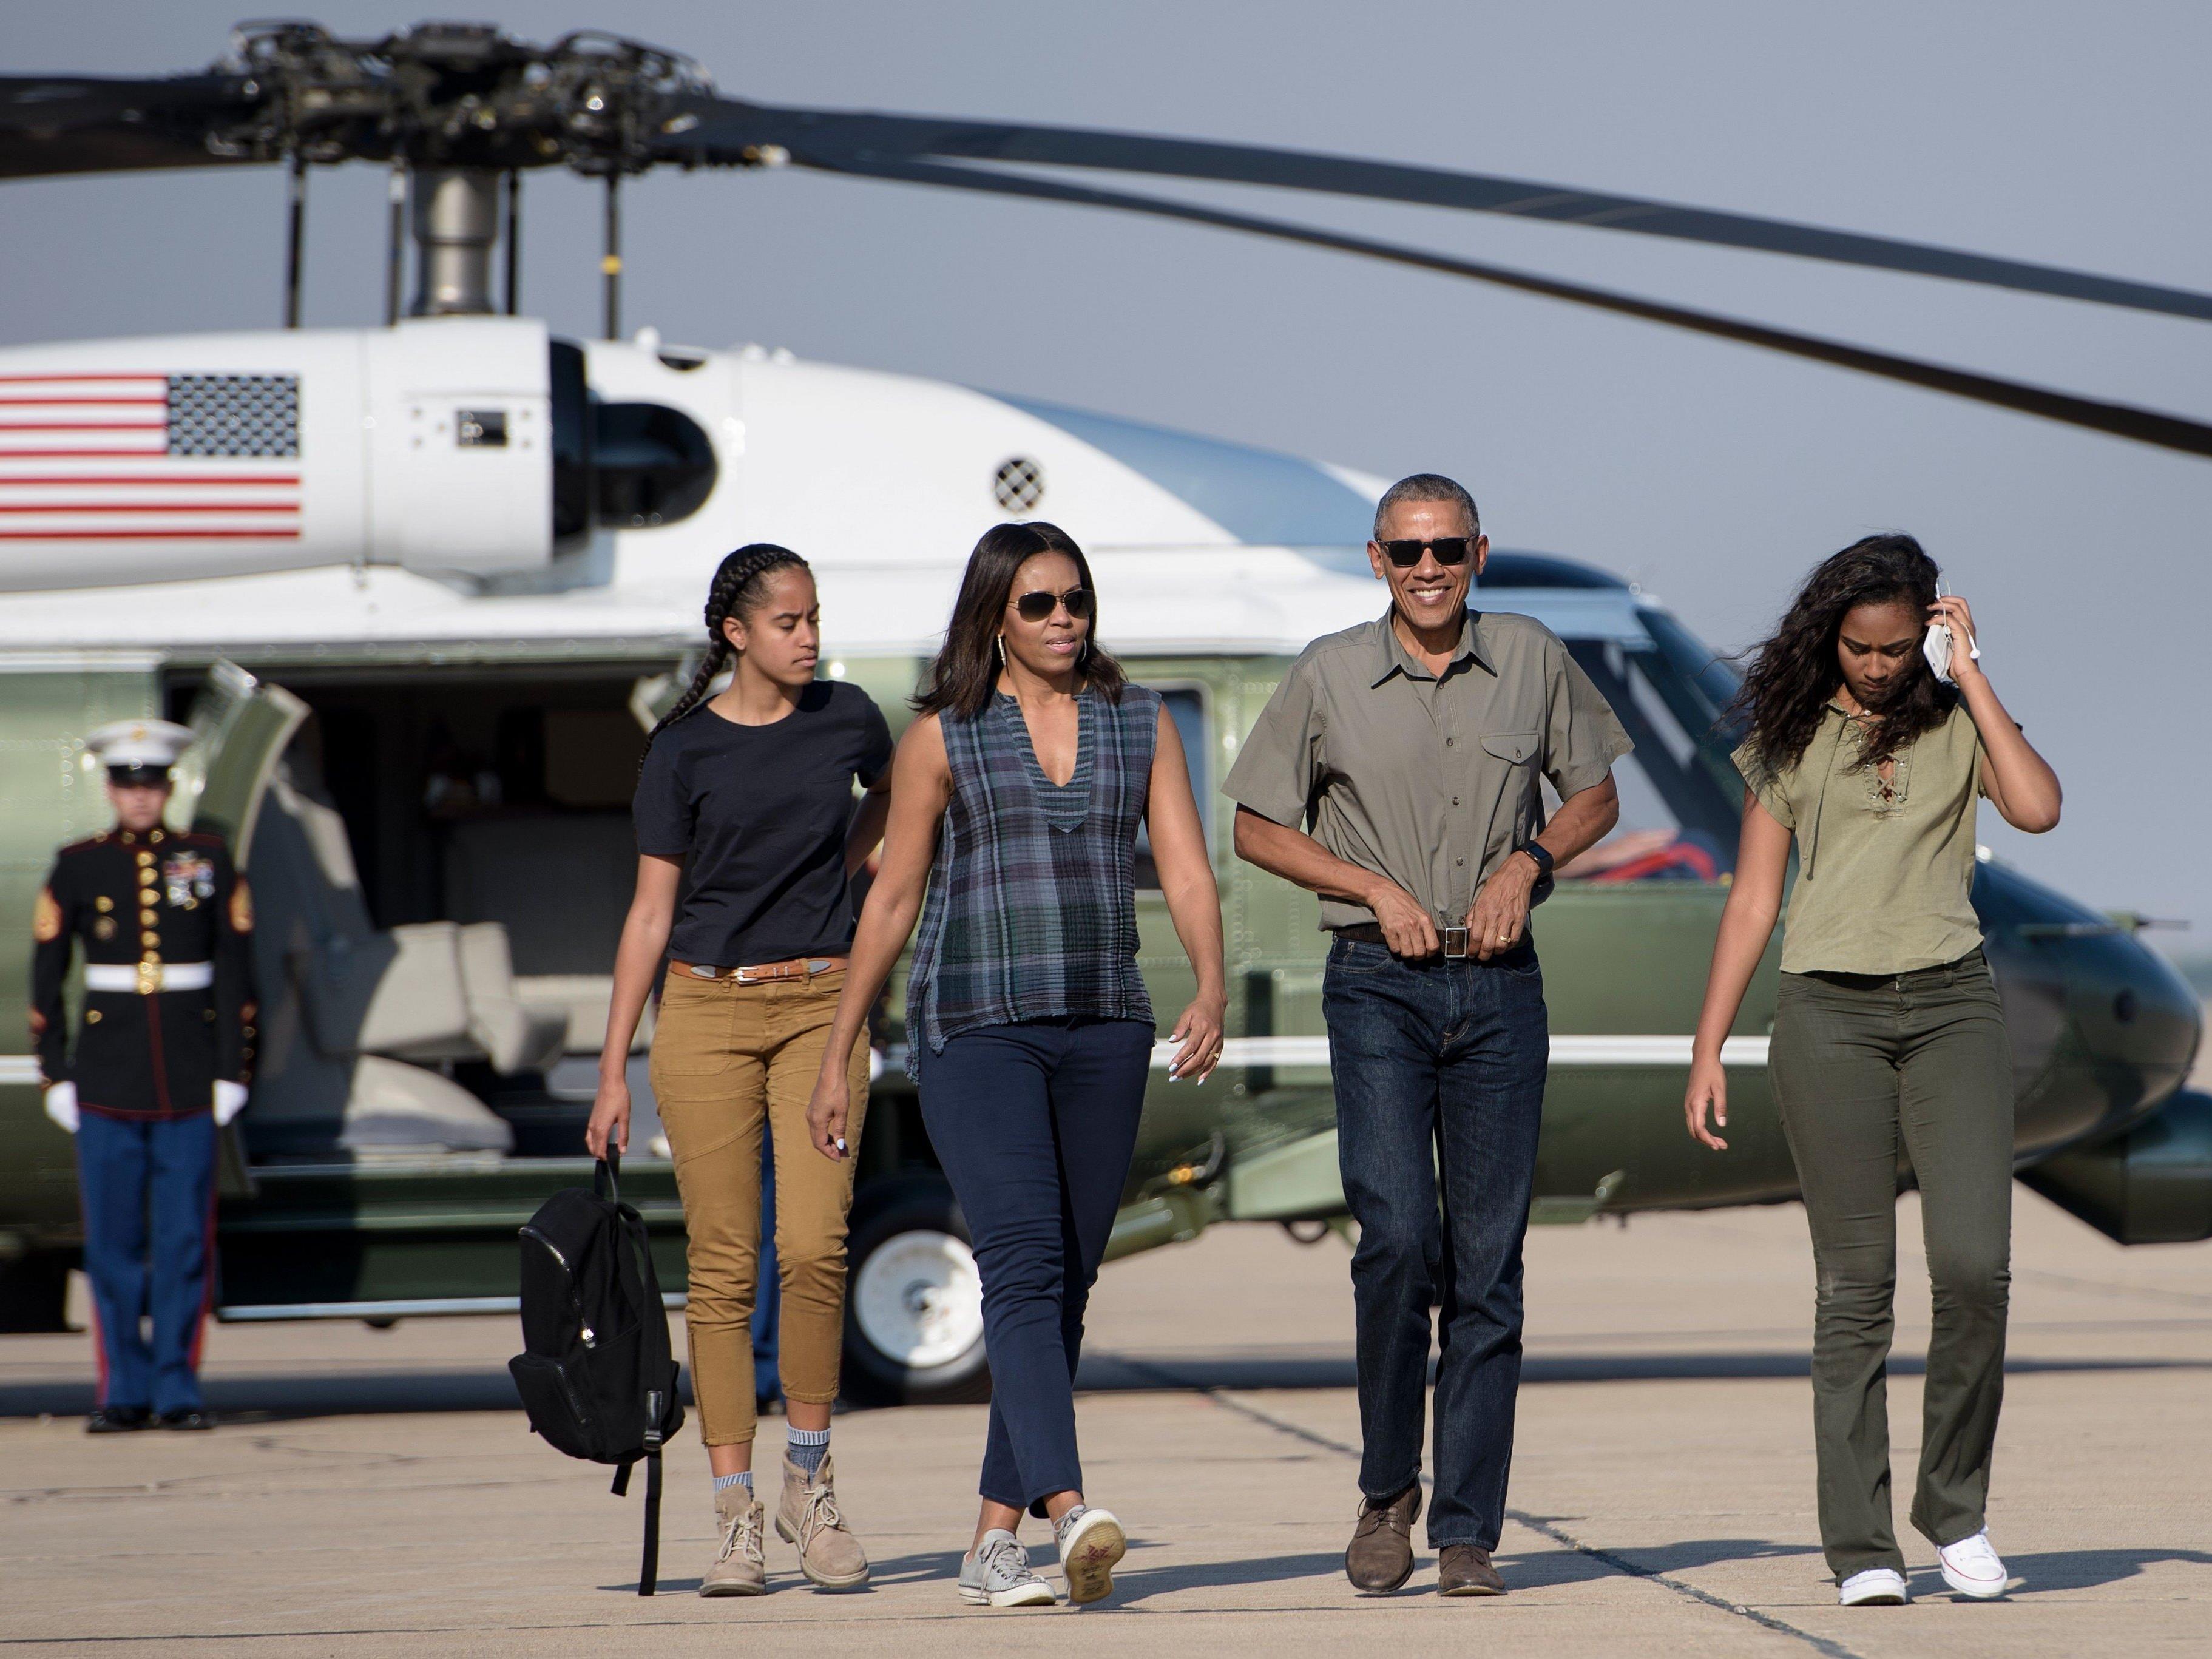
[640, 543, 810, 764]
[1728, 532, 1953, 783]
[913, 521, 1127, 720]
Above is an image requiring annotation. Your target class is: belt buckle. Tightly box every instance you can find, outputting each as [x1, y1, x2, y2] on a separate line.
[1439, 924, 1471, 960]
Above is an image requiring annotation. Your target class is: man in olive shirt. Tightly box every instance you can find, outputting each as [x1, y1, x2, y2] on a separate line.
[1226, 473, 1631, 1596]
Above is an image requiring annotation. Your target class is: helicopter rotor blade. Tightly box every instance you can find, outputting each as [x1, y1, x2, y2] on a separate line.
[0, 74, 260, 181]
[663, 98, 2212, 324]
[795, 149, 2212, 462]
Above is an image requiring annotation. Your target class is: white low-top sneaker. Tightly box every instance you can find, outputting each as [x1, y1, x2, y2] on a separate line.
[1938, 1530, 2009, 1599]
[1838, 1567, 1909, 1606]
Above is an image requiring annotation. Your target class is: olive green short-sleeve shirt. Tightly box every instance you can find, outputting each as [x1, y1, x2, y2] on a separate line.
[1224, 606, 1632, 932]
[1734, 701, 1990, 975]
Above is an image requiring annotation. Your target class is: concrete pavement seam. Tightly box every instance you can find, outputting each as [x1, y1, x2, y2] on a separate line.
[1111, 1358, 1865, 1659]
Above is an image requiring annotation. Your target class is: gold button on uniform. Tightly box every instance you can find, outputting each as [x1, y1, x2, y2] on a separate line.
[95, 896, 113, 913]
[140, 930, 160, 947]
[85, 1009, 102, 1024]
[135, 851, 154, 867]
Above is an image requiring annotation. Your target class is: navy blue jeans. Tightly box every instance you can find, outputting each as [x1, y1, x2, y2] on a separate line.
[1324, 934, 1549, 1550]
[76, 1108, 219, 1416]
[916, 1018, 1152, 1516]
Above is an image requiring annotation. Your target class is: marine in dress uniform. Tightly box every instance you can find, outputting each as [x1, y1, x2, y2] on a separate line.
[29, 720, 255, 1432]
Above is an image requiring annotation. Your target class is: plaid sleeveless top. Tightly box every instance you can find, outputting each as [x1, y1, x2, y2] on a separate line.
[906, 683, 1160, 1075]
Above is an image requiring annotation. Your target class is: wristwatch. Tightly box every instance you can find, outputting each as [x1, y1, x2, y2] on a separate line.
[1514, 840, 1555, 882]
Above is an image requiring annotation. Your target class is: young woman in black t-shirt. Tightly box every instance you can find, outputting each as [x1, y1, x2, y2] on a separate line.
[589, 544, 893, 1597]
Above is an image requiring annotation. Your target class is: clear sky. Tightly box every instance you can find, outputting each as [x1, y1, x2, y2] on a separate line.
[6, 2, 2210, 951]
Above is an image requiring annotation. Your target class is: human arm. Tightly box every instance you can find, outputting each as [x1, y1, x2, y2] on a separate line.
[1233, 808, 1441, 958]
[30, 863, 75, 1130]
[807, 715, 953, 1160]
[1146, 704, 1226, 1082]
[1683, 792, 1793, 1150]
[211, 845, 255, 1123]
[844, 772, 893, 877]
[585, 854, 682, 1159]
[1465, 775, 1619, 961]
[1929, 594, 2060, 834]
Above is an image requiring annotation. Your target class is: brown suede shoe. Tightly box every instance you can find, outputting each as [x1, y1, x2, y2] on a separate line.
[776, 1453, 870, 1589]
[1438, 1544, 1506, 1596]
[1344, 1484, 1421, 1592]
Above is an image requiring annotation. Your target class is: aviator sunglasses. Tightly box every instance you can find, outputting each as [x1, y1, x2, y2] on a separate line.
[1013, 586, 1095, 622]
[1376, 536, 1477, 569]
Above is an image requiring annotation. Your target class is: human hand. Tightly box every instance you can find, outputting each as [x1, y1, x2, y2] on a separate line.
[808, 1072, 850, 1163]
[212, 1080, 249, 1126]
[1367, 880, 1440, 959]
[1466, 859, 1536, 961]
[1167, 994, 1226, 1083]
[1684, 1055, 1729, 1150]
[584, 1073, 631, 1160]
[1928, 595, 1983, 681]
[42, 1081, 78, 1135]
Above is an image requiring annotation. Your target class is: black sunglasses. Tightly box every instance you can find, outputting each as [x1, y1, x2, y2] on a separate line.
[1013, 586, 1095, 622]
[1377, 536, 1477, 569]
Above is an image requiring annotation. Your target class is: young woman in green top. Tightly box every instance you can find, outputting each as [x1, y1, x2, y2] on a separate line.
[1685, 534, 2060, 1609]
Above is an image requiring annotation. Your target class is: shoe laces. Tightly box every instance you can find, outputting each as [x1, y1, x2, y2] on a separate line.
[800, 1481, 845, 1541]
[1356, 1495, 1412, 1535]
[1944, 1532, 2001, 1570]
[718, 1502, 764, 1564]
[978, 1534, 1032, 1583]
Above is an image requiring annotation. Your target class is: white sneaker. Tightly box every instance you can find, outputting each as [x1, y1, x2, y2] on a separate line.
[1938, 1530, 2009, 1599]
[1053, 1505, 1127, 1606]
[1838, 1567, 1909, 1606]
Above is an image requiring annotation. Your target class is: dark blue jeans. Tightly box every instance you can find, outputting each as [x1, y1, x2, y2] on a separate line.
[916, 1018, 1152, 1516]
[1324, 934, 1549, 1550]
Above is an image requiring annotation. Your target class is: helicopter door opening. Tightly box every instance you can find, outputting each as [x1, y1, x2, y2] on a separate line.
[164, 660, 679, 1163]
[1552, 638, 1741, 882]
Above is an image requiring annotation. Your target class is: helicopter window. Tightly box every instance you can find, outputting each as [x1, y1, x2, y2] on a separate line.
[1135, 686, 1209, 890]
[549, 341, 594, 542]
[594, 402, 717, 529]
[1549, 639, 1737, 882]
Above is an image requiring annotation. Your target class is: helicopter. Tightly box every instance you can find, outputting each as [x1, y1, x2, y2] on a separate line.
[0, 21, 2203, 1406]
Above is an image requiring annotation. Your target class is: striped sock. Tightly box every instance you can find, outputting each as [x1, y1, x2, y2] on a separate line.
[787, 1425, 830, 1479]
[713, 1470, 753, 1499]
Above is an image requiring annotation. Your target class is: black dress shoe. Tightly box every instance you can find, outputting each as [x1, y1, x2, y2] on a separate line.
[86, 1405, 151, 1433]
[158, 1408, 217, 1431]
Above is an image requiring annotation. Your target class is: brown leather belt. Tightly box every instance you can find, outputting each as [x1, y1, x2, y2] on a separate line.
[672, 956, 848, 985]
[1335, 922, 1473, 959]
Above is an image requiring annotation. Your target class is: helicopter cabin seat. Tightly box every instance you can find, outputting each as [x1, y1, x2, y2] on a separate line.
[239, 771, 519, 1157]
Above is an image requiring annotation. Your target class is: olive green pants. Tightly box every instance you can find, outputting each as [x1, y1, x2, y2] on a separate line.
[1770, 949, 2014, 1581]
[648, 966, 868, 1448]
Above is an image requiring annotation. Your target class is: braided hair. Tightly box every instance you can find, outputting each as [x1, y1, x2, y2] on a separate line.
[642, 543, 810, 760]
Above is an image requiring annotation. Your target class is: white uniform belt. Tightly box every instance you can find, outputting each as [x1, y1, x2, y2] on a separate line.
[83, 962, 214, 993]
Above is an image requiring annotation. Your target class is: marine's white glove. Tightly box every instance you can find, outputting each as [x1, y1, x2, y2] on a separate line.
[43, 1081, 79, 1135]
[213, 1080, 249, 1126]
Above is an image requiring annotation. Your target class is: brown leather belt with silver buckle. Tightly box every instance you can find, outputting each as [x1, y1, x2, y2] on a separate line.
[672, 956, 848, 985]
[1334, 923, 1480, 961]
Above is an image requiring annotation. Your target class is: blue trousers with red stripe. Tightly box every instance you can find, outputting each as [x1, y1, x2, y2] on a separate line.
[76, 1109, 217, 1415]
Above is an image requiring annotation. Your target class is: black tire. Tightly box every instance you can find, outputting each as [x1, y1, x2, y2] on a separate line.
[0, 1252, 72, 1333]
[841, 1175, 992, 1407]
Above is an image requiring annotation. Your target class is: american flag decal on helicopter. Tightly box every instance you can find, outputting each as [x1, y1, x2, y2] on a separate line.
[0, 374, 300, 541]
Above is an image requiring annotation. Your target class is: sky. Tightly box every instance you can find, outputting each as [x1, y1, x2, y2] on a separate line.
[5, 2, 2210, 951]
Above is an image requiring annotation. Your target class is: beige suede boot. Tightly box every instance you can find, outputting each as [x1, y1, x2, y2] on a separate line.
[700, 1484, 766, 1596]
[776, 1453, 870, 1589]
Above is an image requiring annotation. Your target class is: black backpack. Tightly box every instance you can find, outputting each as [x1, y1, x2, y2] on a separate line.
[509, 1153, 686, 1595]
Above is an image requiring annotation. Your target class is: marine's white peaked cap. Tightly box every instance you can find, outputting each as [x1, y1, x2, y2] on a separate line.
[85, 718, 195, 772]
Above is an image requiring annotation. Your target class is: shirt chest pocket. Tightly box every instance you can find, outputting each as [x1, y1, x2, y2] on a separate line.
[1478, 730, 1541, 815]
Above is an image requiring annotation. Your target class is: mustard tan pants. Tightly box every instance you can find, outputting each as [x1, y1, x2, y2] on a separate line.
[648, 965, 868, 1447]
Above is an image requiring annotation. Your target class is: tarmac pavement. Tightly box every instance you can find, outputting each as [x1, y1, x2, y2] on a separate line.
[4, 1186, 2210, 1657]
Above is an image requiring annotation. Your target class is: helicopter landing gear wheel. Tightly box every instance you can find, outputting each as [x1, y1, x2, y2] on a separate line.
[842, 1177, 990, 1406]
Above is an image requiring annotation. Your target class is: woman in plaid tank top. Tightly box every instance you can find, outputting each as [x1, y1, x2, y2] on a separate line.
[808, 521, 1226, 1607]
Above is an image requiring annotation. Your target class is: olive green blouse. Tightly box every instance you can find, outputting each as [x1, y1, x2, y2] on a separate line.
[1734, 701, 1989, 975]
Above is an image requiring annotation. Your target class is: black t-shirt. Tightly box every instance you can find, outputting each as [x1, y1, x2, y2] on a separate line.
[634, 680, 894, 967]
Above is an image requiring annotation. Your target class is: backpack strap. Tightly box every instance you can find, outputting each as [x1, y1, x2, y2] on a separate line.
[638, 1445, 664, 1596]
[614, 1199, 674, 1597]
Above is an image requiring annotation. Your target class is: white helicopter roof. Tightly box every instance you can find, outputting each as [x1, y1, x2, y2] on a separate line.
[0, 331, 1652, 662]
